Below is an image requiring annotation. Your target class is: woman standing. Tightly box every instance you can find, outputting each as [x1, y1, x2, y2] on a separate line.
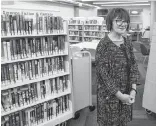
[95, 8, 140, 126]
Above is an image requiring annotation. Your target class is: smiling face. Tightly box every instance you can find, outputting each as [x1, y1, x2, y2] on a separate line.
[106, 8, 130, 34]
[112, 17, 128, 35]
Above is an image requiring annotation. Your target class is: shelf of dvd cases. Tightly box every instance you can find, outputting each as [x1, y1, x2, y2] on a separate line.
[1, 8, 73, 126]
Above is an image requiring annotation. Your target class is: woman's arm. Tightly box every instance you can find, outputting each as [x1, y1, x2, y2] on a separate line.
[129, 41, 140, 87]
[95, 42, 119, 96]
[128, 40, 140, 101]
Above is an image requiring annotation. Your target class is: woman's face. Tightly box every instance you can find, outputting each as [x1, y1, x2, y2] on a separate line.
[112, 17, 128, 35]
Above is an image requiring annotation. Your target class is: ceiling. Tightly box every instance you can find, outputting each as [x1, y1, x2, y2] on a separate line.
[76, 0, 151, 8]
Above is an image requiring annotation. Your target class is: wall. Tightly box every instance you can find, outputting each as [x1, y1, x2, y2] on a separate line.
[150, 1, 156, 39]
[2, 1, 75, 17]
[79, 7, 97, 17]
[142, 6, 150, 29]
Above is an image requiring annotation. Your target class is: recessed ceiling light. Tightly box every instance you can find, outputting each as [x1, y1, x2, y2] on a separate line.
[131, 11, 139, 14]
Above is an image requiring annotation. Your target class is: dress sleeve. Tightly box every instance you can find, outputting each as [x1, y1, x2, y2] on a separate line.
[129, 41, 140, 85]
[95, 42, 119, 96]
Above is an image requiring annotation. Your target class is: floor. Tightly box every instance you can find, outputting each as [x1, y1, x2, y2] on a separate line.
[67, 41, 156, 126]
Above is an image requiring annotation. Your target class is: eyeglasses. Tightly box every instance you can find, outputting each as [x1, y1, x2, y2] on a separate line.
[114, 20, 128, 26]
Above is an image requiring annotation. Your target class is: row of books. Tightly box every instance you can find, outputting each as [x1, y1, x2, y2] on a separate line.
[69, 36, 79, 41]
[84, 38, 101, 42]
[1, 75, 69, 113]
[69, 31, 79, 36]
[68, 25, 83, 30]
[1, 36, 66, 62]
[79, 32, 83, 36]
[56, 121, 67, 126]
[84, 31, 102, 37]
[84, 26, 102, 30]
[68, 19, 104, 25]
[84, 19, 103, 24]
[1, 57, 66, 86]
[1, 12, 64, 36]
[1, 95, 70, 126]
[68, 20, 83, 25]
[68, 25, 103, 31]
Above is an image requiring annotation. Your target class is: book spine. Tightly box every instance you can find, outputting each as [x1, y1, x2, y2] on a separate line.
[10, 40, 15, 60]
[12, 39, 17, 60]
[36, 13, 39, 34]
[6, 14, 11, 36]
[3, 41, 8, 61]
[19, 38, 23, 59]
[1, 15, 5, 36]
[1, 66, 5, 86]
[1, 41, 5, 62]
[6, 65, 10, 84]
[9, 15, 13, 36]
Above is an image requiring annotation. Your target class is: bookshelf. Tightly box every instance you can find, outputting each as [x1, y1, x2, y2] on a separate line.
[68, 18, 84, 43]
[83, 18, 104, 42]
[68, 17, 105, 43]
[1, 8, 73, 126]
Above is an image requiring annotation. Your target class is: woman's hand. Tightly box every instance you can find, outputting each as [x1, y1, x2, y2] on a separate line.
[115, 91, 132, 105]
[129, 90, 136, 104]
[120, 94, 131, 104]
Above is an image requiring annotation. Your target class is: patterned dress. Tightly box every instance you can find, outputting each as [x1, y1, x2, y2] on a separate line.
[95, 35, 140, 126]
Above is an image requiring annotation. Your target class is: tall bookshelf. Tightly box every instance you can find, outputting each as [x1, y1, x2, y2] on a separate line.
[68, 18, 84, 43]
[1, 8, 73, 126]
[68, 17, 105, 43]
[83, 17, 105, 42]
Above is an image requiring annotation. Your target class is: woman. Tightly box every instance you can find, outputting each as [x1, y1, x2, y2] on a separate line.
[95, 8, 140, 126]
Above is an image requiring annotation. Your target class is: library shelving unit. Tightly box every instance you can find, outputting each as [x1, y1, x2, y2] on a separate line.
[68, 17, 105, 43]
[83, 17, 105, 42]
[68, 18, 84, 44]
[1, 8, 73, 126]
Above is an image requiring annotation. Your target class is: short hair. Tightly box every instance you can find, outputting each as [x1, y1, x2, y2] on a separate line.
[106, 8, 130, 31]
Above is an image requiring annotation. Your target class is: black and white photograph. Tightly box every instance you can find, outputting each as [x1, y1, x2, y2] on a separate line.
[1, 0, 156, 126]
